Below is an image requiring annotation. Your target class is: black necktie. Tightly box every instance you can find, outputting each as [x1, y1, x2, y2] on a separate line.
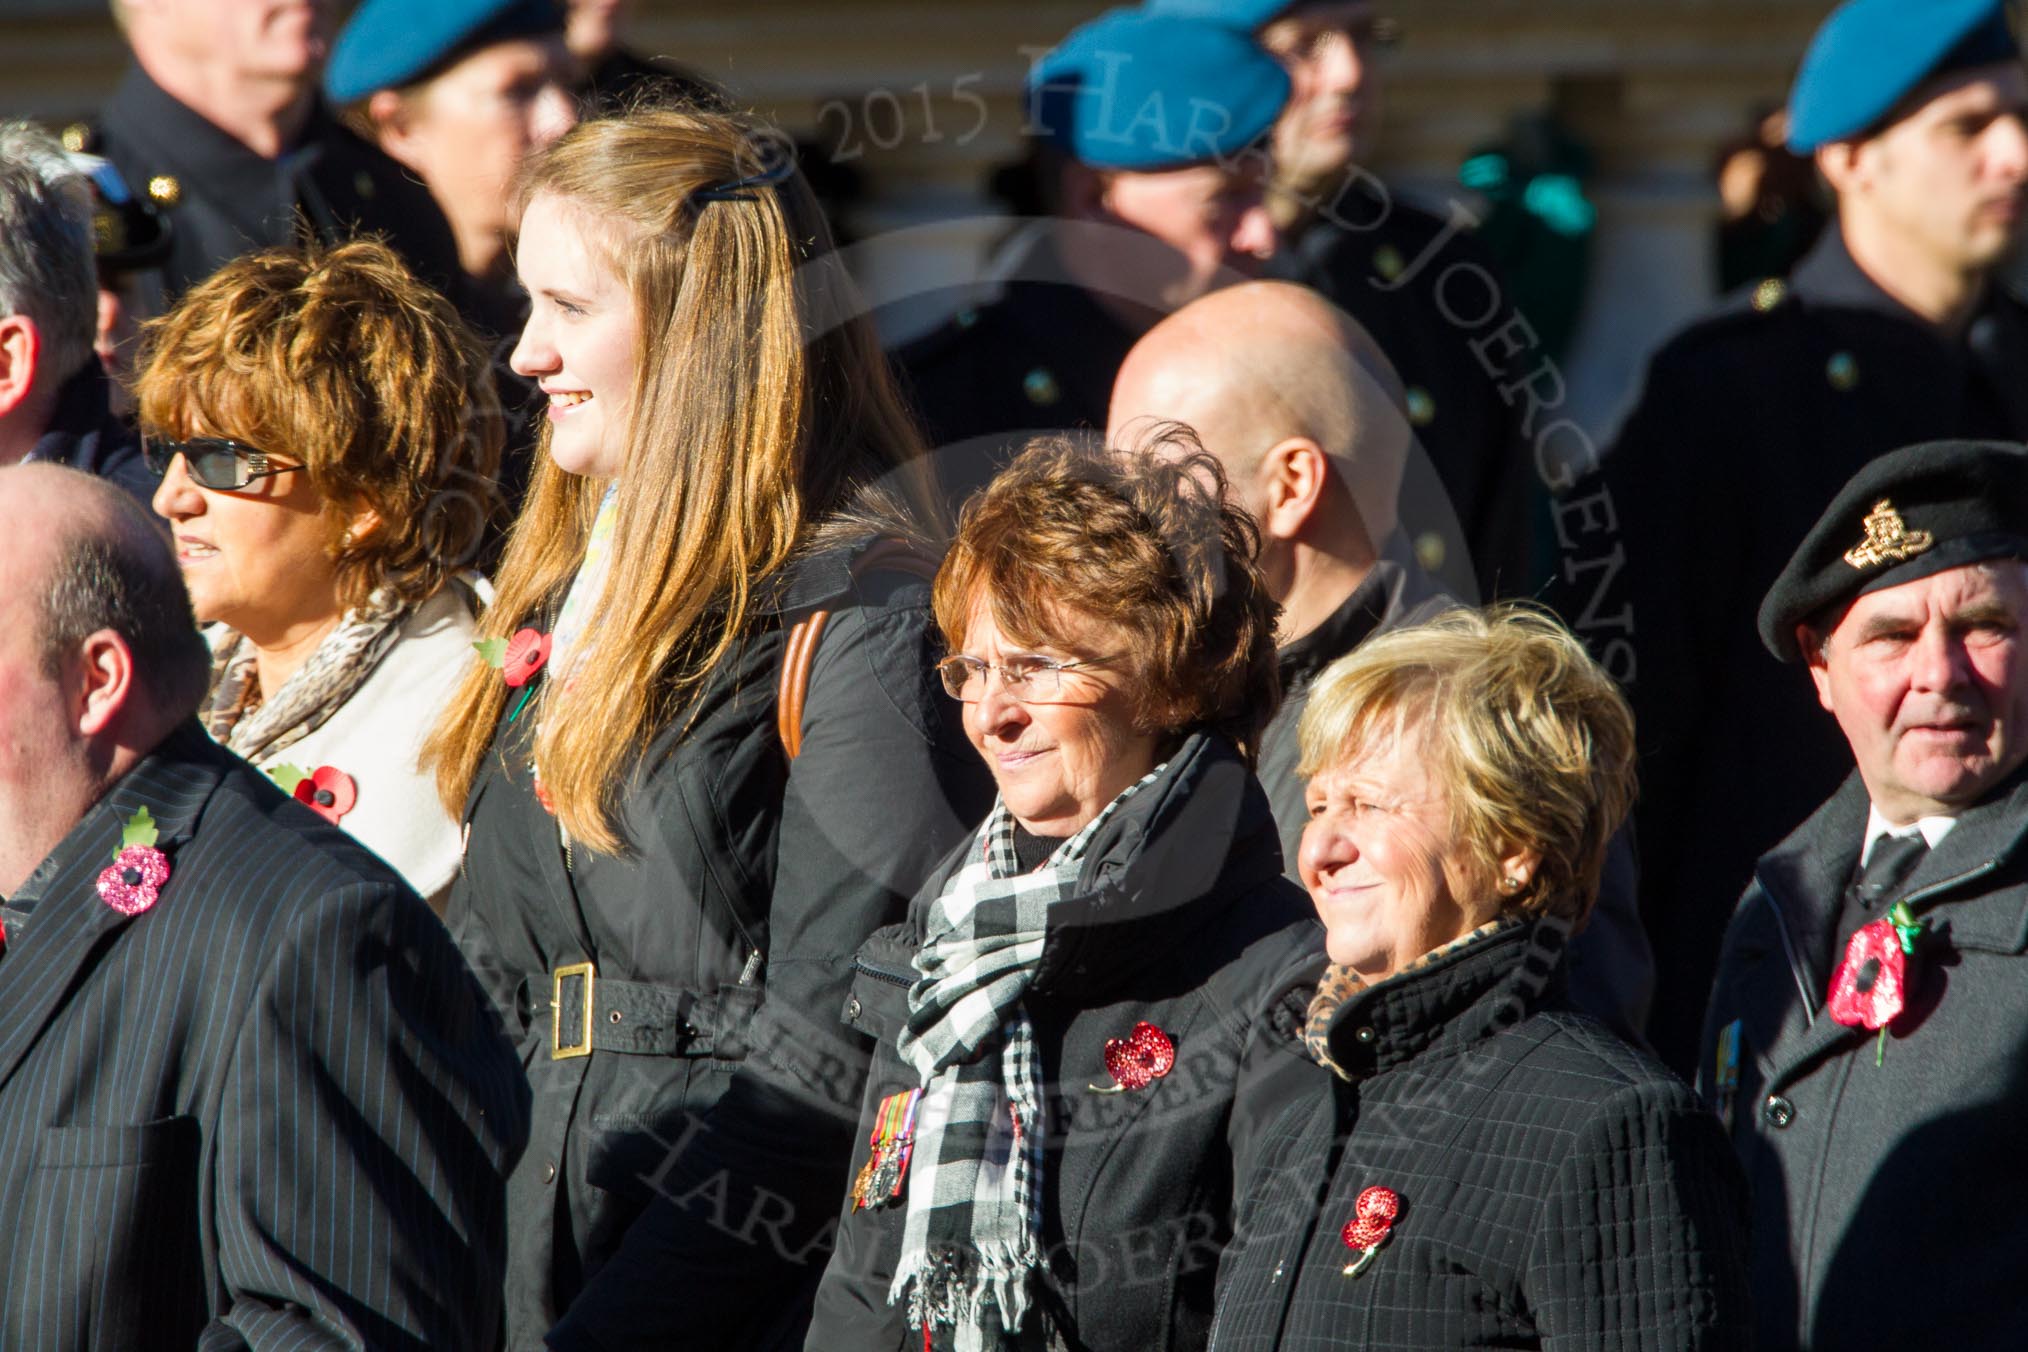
[1851, 832, 1930, 911]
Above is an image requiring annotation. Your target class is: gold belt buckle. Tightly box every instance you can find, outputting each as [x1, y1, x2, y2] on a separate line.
[551, 961, 596, 1060]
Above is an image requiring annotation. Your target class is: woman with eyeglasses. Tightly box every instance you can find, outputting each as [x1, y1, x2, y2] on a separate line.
[806, 431, 1312, 1352]
[139, 237, 502, 905]
[423, 107, 990, 1351]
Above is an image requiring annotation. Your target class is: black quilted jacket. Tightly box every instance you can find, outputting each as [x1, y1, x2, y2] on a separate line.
[1211, 919, 1754, 1351]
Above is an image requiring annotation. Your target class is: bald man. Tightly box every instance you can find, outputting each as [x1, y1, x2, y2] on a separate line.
[1110, 281, 1653, 1040]
[1110, 282, 1446, 855]
[0, 463, 525, 1349]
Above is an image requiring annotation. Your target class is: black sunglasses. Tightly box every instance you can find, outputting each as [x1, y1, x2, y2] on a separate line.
[143, 436, 303, 491]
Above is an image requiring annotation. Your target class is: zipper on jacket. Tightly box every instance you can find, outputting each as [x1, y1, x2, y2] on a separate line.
[739, 949, 763, 985]
[851, 954, 915, 988]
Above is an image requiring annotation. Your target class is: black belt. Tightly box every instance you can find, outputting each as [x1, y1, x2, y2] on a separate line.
[518, 963, 756, 1061]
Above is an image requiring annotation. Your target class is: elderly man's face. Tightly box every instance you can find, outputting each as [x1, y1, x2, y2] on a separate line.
[1808, 561, 2028, 822]
[0, 483, 95, 890]
[132, 0, 333, 83]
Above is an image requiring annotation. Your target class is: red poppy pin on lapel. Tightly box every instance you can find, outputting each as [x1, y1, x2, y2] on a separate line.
[1828, 901, 1925, 1065]
[1090, 1021, 1176, 1093]
[1341, 1185, 1401, 1276]
[294, 767, 357, 824]
[96, 806, 170, 917]
[477, 628, 552, 722]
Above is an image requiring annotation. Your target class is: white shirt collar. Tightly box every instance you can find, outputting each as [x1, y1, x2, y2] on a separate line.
[1862, 805, 1958, 863]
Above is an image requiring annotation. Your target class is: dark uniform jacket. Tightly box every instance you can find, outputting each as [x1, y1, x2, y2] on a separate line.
[1256, 548, 1655, 1044]
[446, 537, 992, 1350]
[1699, 767, 2028, 1351]
[1578, 224, 2028, 1074]
[893, 225, 1153, 512]
[92, 64, 462, 300]
[24, 358, 155, 503]
[0, 722, 527, 1350]
[806, 733, 1314, 1352]
[1271, 186, 1537, 599]
[1213, 919, 1752, 1351]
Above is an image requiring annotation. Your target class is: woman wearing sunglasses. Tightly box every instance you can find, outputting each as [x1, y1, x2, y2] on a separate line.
[138, 237, 502, 905]
[807, 432, 1311, 1352]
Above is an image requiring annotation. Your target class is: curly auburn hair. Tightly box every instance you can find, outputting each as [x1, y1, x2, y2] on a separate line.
[134, 237, 503, 610]
[933, 428, 1282, 762]
[1296, 604, 1638, 928]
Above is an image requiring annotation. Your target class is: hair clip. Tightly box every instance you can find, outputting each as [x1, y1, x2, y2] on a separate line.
[692, 145, 798, 204]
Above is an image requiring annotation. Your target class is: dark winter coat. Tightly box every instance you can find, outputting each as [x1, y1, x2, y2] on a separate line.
[805, 733, 1315, 1352]
[1571, 225, 2028, 1074]
[445, 536, 993, 1350]
[24, 359, 155, 504]
[1699, 766, 2028, 1351]
[1213, 919, 1753, 1351]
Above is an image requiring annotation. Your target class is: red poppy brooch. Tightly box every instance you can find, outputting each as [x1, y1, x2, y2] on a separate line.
[293, 767, 358, 824]
[476, 628, 551, 722]
[1341, 1185, 1402, 1276]
[96, 806, 170, 917]
[1827, 901, 1926, 1065]
[1090, 1021, 1176, 1093]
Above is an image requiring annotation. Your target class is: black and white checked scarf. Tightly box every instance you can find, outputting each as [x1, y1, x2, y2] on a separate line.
[891, 768, 1162, 1350]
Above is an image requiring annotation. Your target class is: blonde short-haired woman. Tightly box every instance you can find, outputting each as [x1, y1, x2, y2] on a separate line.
[1212, 606, 1753, 1351]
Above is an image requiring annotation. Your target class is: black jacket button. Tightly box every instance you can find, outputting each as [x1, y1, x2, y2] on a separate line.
[845, 996, 862, 1022]
[1763, 1094, 1795, 1129]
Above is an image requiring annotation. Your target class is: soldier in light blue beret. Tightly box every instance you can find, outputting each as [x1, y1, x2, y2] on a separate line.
[895, 8, 1288, 511]
[328, 0, 578, 334]
[1567, 0, 2028, 1079]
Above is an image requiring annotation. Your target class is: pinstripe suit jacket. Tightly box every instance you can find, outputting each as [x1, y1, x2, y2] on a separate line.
[0, 721, 529, 1350]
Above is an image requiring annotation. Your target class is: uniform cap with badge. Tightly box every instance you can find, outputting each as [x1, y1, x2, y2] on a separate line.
[1786, 0, 2020, 152]
[1758, 439, 2028, 659]
[58, 150, 172, 275]
[1027, 8, 1291, 171]
[325, 0, 566, 104]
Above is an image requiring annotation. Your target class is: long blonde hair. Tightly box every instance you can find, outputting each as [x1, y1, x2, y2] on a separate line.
[426, 106, 941, 854]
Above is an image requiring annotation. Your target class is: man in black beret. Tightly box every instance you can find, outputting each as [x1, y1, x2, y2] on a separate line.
[1563, 0, 2028, 1075]
[1699, 439, 2028, 1352]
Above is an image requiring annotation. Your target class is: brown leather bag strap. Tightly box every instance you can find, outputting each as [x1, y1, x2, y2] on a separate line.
[775, 538, 939, 760]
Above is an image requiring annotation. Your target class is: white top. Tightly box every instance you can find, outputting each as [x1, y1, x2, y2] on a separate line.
[1861, 805, 1959, 864]
[256, 585, 478, 899]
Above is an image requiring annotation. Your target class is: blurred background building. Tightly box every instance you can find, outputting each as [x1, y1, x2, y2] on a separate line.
[0, 0, 1831, 439]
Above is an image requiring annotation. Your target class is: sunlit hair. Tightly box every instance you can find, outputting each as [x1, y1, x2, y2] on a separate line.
[426, 105, 942, 854]
[1296, 605, 1637, 926]
[134, 238, 503, 610]
[932, 428, 1280, 762]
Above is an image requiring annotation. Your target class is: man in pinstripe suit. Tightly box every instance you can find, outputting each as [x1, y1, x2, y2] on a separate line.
[0, 463, 528, 1349]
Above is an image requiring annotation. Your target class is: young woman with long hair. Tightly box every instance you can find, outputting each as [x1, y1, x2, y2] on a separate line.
[426, 105, 990, 1350]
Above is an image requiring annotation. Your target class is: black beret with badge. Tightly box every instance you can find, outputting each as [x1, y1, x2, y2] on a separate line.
[1759, 439, 2028, 660]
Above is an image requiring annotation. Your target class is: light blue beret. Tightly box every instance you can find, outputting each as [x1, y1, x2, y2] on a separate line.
[326, 0, 564, 104]
[1141, 0, 1300, 31]
[1027, 8, 1291, 170]
[1788, 0, 2019, 151]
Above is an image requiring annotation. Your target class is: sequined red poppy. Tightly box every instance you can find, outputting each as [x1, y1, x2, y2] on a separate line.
[1828, 917, 1909, 1031]
[1100, 1021, 1175, 1092]
[294, 767, 358, 824]
[1340, 1185, 1401, 1275]
[96, 844, 170, 917]
[503, 628, 551, 688]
